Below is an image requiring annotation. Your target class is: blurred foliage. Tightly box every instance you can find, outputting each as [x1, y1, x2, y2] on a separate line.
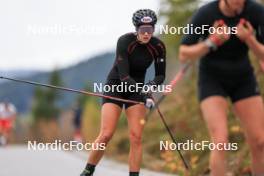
[75, 84, 94, 108]
[32, 69, 63, 121]
[81, 96, 101, 142]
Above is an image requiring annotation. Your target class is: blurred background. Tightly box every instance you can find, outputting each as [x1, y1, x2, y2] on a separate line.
[1, 0, 264, 175]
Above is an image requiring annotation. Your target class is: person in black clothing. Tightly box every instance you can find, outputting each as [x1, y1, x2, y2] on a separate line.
[80, 9, 166, 176]
[73, 103, 83, 143]
[179, 0, 264, 175]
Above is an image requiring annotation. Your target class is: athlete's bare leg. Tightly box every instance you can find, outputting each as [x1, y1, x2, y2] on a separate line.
[234, 96, 264, 175]
[201, 96, 229, 176]
[125, 104, 146, 172]
[87, 103, 122, 164]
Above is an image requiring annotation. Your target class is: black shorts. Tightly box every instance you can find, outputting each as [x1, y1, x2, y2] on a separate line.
[198, 70, 260, 103]
[102, 79, 144, 109]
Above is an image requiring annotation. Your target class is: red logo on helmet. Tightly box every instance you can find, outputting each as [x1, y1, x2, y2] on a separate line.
[141, 16, 153, 23]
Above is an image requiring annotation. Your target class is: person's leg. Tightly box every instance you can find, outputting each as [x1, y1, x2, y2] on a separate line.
[0, 120, 11, 146]
[0, 120, 3, 136]
[125, 104, 146, 176]
[74, 108, 83, 142]
[200, 96, 229, 176]
[81, 103, 122, 176]
[0, 121, 6, 146]
[233, 96, 264, 175]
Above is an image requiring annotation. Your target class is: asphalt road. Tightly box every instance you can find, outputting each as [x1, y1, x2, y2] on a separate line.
[0, 145, 175, 176]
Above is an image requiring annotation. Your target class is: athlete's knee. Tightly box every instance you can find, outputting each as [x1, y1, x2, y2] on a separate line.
[250, 136, 264, 154]
[214, 137, 228, 145]
[97, 132, 114, 145]
[129, 131, 142, 147]
[210, 128, 228, 144]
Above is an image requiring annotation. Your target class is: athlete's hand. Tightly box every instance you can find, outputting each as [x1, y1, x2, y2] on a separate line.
[145, 98, 155, 109]
[140, 91, 155, 109]
[236, 18, 255, 42]
[206, 20, 230, 50]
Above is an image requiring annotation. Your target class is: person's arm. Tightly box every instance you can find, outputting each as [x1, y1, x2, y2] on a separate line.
[236, 5, 264, 61]
[245, 35, 264, 60]
[179, 42, 210, 62]
[179, 20, 230, 62]
[141, 41, 166, 109]
[148, 42, 166, 86]
[116, 37, 137, 86]
[178, 4, 230, 63]
[179, 7, 208, 63]
[238, 20, 264, 60]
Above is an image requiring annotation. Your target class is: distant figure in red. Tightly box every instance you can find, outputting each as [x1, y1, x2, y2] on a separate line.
[0, 101, 17, 146]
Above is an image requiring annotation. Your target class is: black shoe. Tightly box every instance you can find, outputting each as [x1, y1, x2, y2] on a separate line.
[80, 169, 93, 176]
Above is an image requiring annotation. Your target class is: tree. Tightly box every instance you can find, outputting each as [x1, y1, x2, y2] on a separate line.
[159, 0, 199, 57]
[32, 69, 63, 121]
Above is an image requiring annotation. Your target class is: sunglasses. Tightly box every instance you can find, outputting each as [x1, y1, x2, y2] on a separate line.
[137, 26, 154, 34]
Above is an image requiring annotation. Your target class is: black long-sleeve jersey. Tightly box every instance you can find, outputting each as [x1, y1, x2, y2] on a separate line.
[107, 32, 166, 86]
